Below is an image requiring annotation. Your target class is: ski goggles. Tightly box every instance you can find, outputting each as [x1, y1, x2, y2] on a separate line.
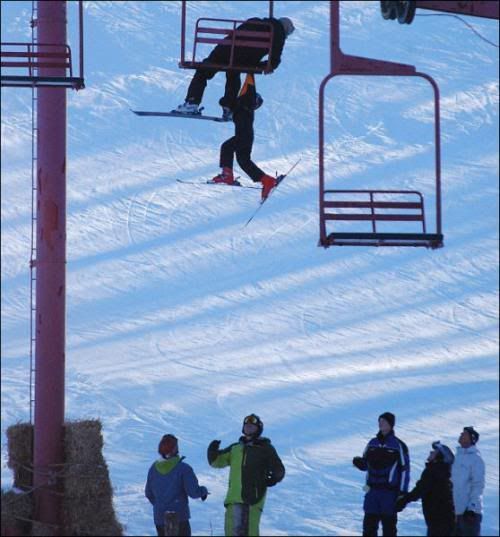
[244, 415, 260, 425]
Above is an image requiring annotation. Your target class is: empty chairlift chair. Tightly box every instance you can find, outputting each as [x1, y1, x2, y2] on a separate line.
[0, 1, 84, 89]
[319, 1, 443, 249]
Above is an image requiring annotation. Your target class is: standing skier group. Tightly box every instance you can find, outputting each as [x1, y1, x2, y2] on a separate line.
[174, 14, 295, 202]
[352, 413, 485, 537]
[145, 412, 486, 537]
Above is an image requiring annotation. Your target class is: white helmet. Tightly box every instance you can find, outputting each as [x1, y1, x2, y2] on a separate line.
[279, 17, 295, 37]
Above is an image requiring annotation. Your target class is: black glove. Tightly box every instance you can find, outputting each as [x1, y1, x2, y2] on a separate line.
[200, 486, 208, 501]
[207, 440, 221, 464]
[209, 439, 221, 450]
[463, 510, 476, 522]
[265, 472, 278, 487]
[352, 456, 367, 471]
[395, 494, 408, 513]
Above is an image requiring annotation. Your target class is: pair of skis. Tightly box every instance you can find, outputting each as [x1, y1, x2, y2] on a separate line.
[177, 158, 300, 227]
[176, 177, 260, 190]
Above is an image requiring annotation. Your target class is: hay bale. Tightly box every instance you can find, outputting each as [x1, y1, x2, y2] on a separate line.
[30, 520, 57, 536]
[63, 420, 104, 465]
[1, 488, 33, 536]
[61, 420, 123, 536]
[61, 499, 123, 536]
[6, 423, 33, 490]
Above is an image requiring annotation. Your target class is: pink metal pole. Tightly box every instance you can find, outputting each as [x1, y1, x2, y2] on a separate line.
[181, 0, 186, 65]
[33, 1, 67, 532]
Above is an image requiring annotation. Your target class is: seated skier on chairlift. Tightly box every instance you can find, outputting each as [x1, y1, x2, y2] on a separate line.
[175, 16, 294, 119]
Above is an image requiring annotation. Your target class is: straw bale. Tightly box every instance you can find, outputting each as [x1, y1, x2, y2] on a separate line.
[1, 488, 33, 536]
[6, 423, 33, 490]
[61, 497, 123, 536]
[61, 420, 123, 536]
[63, 462, 113, 500]
[30, 520, 57, 536]
[63, 419, 104, 465]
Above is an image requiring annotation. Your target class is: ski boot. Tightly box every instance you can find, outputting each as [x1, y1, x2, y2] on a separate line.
[173, 101, 201, 115]
[260, 174, 277, 200]
[210, 167, 239, 186]
[221, 107, 233, 121]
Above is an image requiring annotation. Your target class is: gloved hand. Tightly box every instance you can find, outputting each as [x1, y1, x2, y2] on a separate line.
[265, 472, 277, 487]
[463, 510, 477, 522]
[258, 61, 274, 75]
[396, 493, 408, 512]
[209, 439, 221, 450]
[200, 486, 208, 501]
[207, 440, 222, 464]
[352, 456, 367, 471]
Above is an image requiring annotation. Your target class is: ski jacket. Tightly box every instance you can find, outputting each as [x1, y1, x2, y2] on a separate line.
[145, 456, 207, 525]
[404, 460, 455, 530]
[207, 436, 285, 506]
[451, 446, 485, 515]
[359, 431, 410, 492]
[231, 18, 286, 70]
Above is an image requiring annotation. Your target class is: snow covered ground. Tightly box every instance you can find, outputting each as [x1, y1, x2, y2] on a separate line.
[1, 1, 499, 535]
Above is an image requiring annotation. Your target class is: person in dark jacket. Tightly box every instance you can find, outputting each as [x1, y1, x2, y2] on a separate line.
[207, 414, 285, 536]
[353, 412, 410, 537]
[396, 441, 456, 536]
[175, 17, 294, 116]
[210, 72, 277, 200]
[145, 434, 208, 537]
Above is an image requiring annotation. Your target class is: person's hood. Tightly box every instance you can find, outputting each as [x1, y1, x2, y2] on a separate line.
[426, 459, 452, 478]
[154, 455, 183, 475]
[239, 435, 271, 446]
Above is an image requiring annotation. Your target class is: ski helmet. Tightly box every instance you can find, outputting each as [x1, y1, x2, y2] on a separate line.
[279, 17, 295, 37]
[158, 434, 179, 459]
[431, 441, 455, 465]
[254, 93, 263, 110]
[242, 414, 263, 437]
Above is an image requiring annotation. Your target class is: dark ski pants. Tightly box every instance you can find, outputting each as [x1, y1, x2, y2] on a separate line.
[456, 514, 482, 536]
[185, 46, 246, 108]
[427, 521, 456, 536]
[363, 513, 398, 536]
[155, 520, 191, 536]
[220, 108, 264, 182]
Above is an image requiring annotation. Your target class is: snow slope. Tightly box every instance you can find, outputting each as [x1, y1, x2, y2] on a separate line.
[1, 1, 499, 535]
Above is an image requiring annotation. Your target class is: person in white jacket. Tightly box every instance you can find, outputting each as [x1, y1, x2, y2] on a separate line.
[451, 426, 485, 537]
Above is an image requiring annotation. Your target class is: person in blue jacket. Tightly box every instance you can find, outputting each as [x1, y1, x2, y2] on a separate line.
[145, 434, 208, 537]
[353, 412, 410, 536]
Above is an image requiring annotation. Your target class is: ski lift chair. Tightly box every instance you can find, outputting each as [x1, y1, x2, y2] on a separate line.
[179, 0, 275, 74]
[0, 1, 84, 89]
[319, 1, 443, 249]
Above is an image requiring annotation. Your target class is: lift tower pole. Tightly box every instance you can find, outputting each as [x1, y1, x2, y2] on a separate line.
[33, 1, 67, 531]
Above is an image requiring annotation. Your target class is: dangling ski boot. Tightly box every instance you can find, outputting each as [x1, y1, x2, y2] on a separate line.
[210, 167, 236, 185]
[260, 174, 277, 200]
[218, 97, 234, 121]
[221, 107, 233, 121]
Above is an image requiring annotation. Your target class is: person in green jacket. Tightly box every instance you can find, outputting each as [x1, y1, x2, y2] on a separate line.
[207, 414, 285, 536]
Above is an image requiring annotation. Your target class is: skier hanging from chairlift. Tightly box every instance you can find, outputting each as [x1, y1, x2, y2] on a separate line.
[174, 16, 295, 119]
[209, 73, 278, 200]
